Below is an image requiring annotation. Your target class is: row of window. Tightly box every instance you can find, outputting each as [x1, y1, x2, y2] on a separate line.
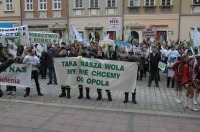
[5, 0, 61, 11]
[4, 0, 200, 11]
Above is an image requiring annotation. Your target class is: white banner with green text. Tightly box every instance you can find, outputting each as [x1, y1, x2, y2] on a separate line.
[54, 57, 138, 92]
[0, 64, 32, 87]
[29, 32, 60, 44]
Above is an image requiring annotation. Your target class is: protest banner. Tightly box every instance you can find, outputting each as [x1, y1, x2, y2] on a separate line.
[29, 32, 60, 44]
[54, 57, 138, 92]
[0, 25, 29, 38]
[0, 64, 32, 87]
[143, 28, 156, 38]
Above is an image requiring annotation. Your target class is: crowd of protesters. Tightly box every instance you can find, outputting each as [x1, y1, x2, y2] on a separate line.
[0, 39, 200, 111]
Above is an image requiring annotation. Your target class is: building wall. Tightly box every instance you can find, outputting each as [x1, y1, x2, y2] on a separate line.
[179, 0, 200, 41]
[124, 0, 181, 15]
[69, 0, 123, 41]
[21, 0, 68, 42]
[181, 0, 191, 15]
[0, 0, 21, 25]
[69, 0, 123, 17]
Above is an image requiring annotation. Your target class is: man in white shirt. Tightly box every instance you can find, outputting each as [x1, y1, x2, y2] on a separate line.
[23, 49, 43, 97]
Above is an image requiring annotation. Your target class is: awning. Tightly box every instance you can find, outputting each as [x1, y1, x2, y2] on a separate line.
[0, 22, 16, 28]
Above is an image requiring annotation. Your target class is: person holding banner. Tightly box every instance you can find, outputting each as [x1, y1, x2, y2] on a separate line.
[78, 46, 91, 100]
[23, 49, 43, 97]
[123, 51, 138, 104]
[96, 49, 112, 101]
[182, 57, 198, 111]
[0, 56, 15, 97]
[58, 48, 71, 98]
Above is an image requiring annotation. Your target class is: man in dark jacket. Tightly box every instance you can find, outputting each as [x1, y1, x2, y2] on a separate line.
[0, 58, 15, 97]
[148, 46, 161, 87]
[47, 47, 59, 85]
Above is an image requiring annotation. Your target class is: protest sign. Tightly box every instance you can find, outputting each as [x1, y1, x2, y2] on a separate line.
[54, 57, 138, 92]
[143, 28, 156, 38]
[109, 17, 120, 30]
[0, 64, 32, 87]
[29, 32, 60, 44]
[158, 61, 166, 71]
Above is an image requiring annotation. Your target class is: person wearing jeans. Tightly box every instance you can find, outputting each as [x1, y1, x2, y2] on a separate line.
[23, 49, 43, 97]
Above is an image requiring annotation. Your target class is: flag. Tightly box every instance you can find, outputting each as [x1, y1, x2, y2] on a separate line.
[193, 27, 200, 47]
[159, 34, 163, 43]
[132, 35, 137, 45]
[104, 43, 109, 53]
[78, 46, 82, 56]
[0, 33, 6, 47]
[17, 31, 21, 45]
[104, 33, 109, 40]
[116, 42, 132, 52]
[71, 25, 83, 42]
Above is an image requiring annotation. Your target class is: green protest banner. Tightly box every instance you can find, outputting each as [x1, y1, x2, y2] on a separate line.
[29, 32, 60, 44]
[54, 57, 138, 92]
[0, 64, 32, 87]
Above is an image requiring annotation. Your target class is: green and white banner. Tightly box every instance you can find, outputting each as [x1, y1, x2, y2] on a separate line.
[0, 64, 32, 87]
[29, 32, 60, 44]
[54, 57, 138, 92]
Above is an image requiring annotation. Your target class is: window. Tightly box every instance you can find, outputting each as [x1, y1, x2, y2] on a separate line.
[75, 0, 83, 8]
[5, 0, 13, 11]
[130, 0, 139, 6]
[25, 0, 33, 11]
[161, 0, 171, 6]
[39, 0, 47, 10]
[107, 0, 116, 7]
[193, 0, 200, 4]
[53, 0, 61, 10]
[145, 0, 154, 6]
[90, 0, 98, 8]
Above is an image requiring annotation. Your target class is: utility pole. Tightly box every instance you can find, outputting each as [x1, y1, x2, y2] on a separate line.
[178, 0, 182, 40]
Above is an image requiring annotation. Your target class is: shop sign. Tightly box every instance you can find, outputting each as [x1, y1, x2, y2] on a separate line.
[167, 31, 174, 35]
[149, 24, 168, 28]
[109, 17, 120, 30]
[28, 25, 48, 28]
[143, 28, 156, 38]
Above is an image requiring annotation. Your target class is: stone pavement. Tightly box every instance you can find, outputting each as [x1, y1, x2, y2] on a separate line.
[0, 72, 200, 117]
[0, 101, 200, 132]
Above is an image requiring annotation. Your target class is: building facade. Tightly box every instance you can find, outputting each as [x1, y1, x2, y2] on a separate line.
[68, 0, 123, 42]
[0, 0, 21, 28]
[21, 0, 68, 42]
[124, 0, 181, 42]
[180, 0, 200, 41]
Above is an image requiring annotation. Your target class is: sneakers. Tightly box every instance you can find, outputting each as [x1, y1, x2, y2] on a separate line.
[189, 99, 198, 111]
[194, 93, 199, 105]
[12, 91, 16, 96]
[184, 97, 189, 109]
